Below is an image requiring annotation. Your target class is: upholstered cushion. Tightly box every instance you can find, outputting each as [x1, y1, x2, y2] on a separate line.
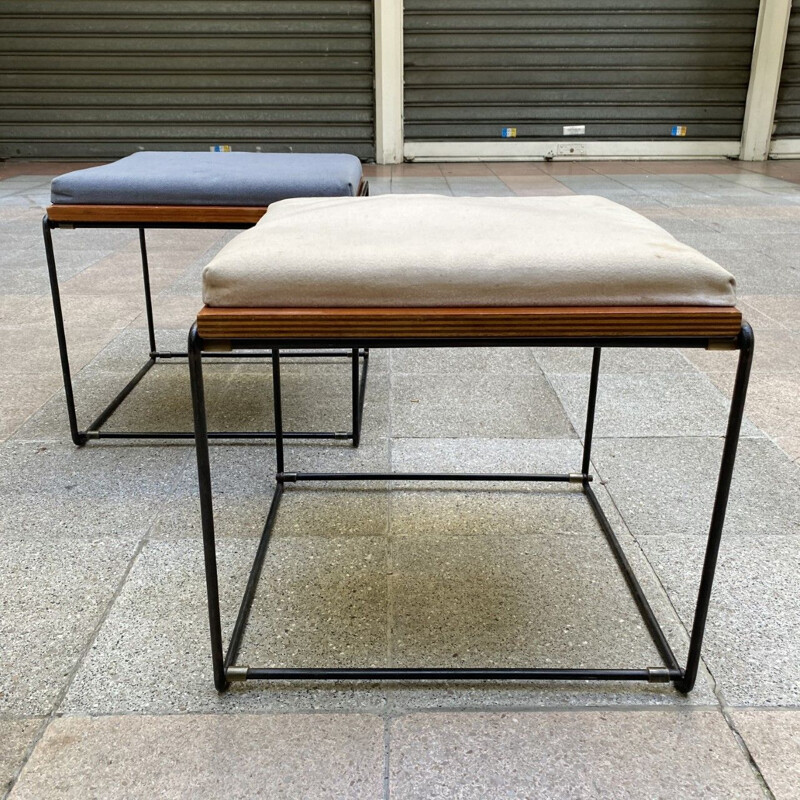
[50, 151, 363, 206]
[202, 194, 737, 308]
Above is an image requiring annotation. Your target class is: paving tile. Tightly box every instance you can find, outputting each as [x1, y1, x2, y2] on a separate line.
[684, 204, 800, 221]
[389, 177, 452, 195]
[391, 373, 575, 439]
[708, 370, 800, 440]
[26, 293, 142, 331]
[388, 496, 717, 713]
[589, 160, 649, 174]
[238, 535, 389, 669]
[504, 181, 575, 196]
[389, 437, 600, 536]
[551, 175, 632, 194]
[120, 227, 229, 253]
[485, 161, 548, 177]
[44, 227, 138, 252]
[0, 718, 40, 797]
[682, 328, 800, 375]
[0, 373, 63, 439]
[741, 295, 800, 332]
[591, 437, 800, 538]
[737, 297, 790, 332]
[0, 537, 136, 714]
[776, 437, 800, 463]
[389, 533, 666, 671]
[365, 178, 391, 195]
[537, 162, 598, 176]
[440, 163, 494, 177]
[389, 709, 763, 799]
[206, 363, 390, 444]
[128, 294, 201, 330]
[390, 346, 540, 375]
[85, 327, 186, 372]
[16, 357, 388, 443]
[0, 320, 117, 375]
[391, 163, 443, 177]
[732, 710, 800, 799]
[61, 538, 388, 714]
[0, 441, 187, 540]
[62, 260, 186, 297]
[700, 248, 800, 296]
[362, 163, 392, 177]
[10, 713, 383, 800]
[548, 371, 760, 439]
[445, 177, 514, 196]
[151, 441, 390, 539]
[532, 345, 690, 375]
[2, 245, 108, 278]
[642, 536, 800, 706]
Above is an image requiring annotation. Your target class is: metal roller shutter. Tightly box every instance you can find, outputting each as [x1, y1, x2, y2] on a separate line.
[0, 0, 374, 160]
[774, 5, 800, 139]
[404, 0, 760, 142]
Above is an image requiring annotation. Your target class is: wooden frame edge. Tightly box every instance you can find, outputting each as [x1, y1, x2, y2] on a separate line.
[196, 305, 743, 340]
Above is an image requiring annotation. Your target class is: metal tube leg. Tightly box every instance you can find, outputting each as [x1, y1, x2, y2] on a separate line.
[188, 324, 227, 692]
[271, 349, 285, 475]
[581, 347, 602, 477]
[351, 348, 360, 448]
[677, 323, 755, 693]
[139, 228, 158, 355]
[42, 215, 85, 447]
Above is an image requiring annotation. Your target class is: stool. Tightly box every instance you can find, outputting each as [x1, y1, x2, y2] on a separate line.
[188, 194, 752, 693]
[42, 151, 369, 446]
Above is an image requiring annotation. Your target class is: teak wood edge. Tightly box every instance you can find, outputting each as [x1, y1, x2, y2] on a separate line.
[196, 305, 743, 339]
[47, 204, 268, 224]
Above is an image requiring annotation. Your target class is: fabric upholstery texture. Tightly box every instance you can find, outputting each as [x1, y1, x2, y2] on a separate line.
[201, 194, 737, 308]
[50, 151, 363, 206]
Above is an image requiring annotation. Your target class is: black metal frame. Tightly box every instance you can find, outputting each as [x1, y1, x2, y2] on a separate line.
[41, 184, 370, 447]
[188, 323, 754, 694]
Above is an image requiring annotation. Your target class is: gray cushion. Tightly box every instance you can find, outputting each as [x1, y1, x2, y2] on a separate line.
[202, 194, 737, 308]
[50, 151, 363, 206]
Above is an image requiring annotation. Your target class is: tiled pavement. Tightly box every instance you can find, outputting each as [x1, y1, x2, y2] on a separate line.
[1, 158, 799, 798]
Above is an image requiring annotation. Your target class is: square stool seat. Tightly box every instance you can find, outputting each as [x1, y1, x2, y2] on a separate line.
[50, 151, 364, 207]
[201, 194, 737, 309]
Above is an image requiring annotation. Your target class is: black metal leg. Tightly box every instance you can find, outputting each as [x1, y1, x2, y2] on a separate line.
[139, 228, 158, 355]
[192, 329, 752, 692]
[42, 220, 369, 444]
[676, 323, 755, 693]
[42, 215, 85, 447]
[351, 348, 361, 447]
[581, 347, 602, 478]
[272, 348, 285, 474]
[188, 323, 227, 692]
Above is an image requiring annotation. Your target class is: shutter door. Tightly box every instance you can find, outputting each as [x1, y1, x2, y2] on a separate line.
[0, 0, 374, 160]
[774, 6, 800, 139]
[404, 0, 759, 142]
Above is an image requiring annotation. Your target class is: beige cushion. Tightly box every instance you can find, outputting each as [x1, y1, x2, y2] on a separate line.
[201, 194, 737, 308]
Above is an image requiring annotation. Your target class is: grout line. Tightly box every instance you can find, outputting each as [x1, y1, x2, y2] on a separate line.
[715, 690, 777, 800]
[3, 537, 147, 799]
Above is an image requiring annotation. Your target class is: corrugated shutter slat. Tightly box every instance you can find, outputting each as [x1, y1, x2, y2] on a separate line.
[404, 0, 760, 142]
[0, 0, 374, 159]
